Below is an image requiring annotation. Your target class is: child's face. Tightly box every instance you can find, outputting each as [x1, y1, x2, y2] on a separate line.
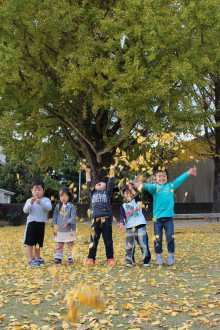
[124, 190, 133, 202]
[60, 192, 69, 204]
[95, 182, 106, 191]
[31, 185, 44, 199]
[155, 171, 168, 185]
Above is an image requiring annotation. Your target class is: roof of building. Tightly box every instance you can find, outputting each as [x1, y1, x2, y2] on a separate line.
[0, 188, 15, 195]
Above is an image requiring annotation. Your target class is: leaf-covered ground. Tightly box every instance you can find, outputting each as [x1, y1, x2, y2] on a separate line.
[0, 220, 219, 330]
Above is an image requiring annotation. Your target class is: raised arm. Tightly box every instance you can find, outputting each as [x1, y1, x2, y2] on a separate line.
[83, 168, 91, 182]
[187, 168, 197, 177]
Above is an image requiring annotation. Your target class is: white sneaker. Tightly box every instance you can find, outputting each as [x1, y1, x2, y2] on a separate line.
[167, 255, 175, 266]
[126, 263, 133, 267]
[156, 255, 164, 265]
[143, 263, 150, 267]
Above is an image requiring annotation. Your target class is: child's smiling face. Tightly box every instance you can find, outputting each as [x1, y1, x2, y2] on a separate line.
[123, 189, 133, 202]
[155, 171, 168, 185]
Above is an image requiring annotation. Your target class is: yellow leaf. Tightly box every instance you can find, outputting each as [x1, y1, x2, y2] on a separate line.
[82, 184, 87, 190]
[137, 201, 145, 208]
[69, 183, 74, 189]
[54, 224, 58, 232]
[50, 196, 54, 201]
[71, 245, 77, 260]
[122, 303, 135, 310]
[113, 216, 117, 222]
[131, 227, 136, 232]
[48, 265, 59, 278]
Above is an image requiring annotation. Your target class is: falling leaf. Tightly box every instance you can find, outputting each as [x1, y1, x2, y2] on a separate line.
[69, 183, 74, 189]
[71, 245, 77, 260]
[48, 265, 58, 278]
[50, 196, 54, 201]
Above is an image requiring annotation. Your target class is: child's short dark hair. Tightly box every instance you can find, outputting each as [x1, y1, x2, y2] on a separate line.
[59, 186, 73, 203]
[30, 180, 45, 190]
[153, 168, 169, 180]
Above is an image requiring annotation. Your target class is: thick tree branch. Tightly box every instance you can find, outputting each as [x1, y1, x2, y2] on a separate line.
[44, 105, 99, 158]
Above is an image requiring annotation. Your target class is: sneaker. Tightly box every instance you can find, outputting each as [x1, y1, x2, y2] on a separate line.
[107, 258, 116, 266]
[52, 258, 62, 265]
[143, 263, 151, 267]
[126, 263, 133, 267]
[125, 257, 135, 265]
[37, 258, 45, 266]
[156, 255, 164, 265]
[85, 258, 95, 266]
[167, 254, 175, 266]
[28, 258, 38, 266]
[68, 258, 74, 265]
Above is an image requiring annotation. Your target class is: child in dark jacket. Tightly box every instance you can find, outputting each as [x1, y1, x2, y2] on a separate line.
[84, 167, 115, 266]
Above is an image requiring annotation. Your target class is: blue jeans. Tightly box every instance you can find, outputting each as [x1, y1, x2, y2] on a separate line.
[154, 217, 175, 254]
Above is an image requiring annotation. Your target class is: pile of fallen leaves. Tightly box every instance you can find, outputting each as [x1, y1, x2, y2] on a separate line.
[0, 220, 219, 329]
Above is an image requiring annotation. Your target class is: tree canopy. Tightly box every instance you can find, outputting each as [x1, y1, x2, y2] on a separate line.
[0, 0, 219, 185]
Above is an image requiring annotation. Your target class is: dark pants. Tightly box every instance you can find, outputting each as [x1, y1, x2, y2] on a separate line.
[88, 217, 114, 260]
[154, 217, 175, 254]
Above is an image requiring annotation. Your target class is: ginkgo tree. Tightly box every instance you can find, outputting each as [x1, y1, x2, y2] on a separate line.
[0, 0, 219, 200]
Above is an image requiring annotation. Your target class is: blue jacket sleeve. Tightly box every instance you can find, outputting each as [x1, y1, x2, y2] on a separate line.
[120, 205, 126, 223]
[87, 181, 95, 198]
[107, 177, 115, 194]
[142, 183, 157, 195]
[172, 172, 189, 190]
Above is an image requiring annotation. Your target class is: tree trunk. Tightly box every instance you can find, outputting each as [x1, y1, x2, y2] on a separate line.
[212, 78, 220, 212]
[85, 149, 115, 185]
[212, 156, 220, 212]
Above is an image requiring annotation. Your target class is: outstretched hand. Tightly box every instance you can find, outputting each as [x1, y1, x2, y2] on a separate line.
[133, 180, 142, 189]
[187, 168, 197, 176]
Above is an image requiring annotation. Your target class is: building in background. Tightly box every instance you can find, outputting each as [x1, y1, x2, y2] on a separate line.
[0, 146, 6, 165]
[0, 189, 15, 203]
[0, 147, 15, 203]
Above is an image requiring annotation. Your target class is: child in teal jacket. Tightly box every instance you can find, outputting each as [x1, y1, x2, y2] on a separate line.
[133, 167, 197, 265]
